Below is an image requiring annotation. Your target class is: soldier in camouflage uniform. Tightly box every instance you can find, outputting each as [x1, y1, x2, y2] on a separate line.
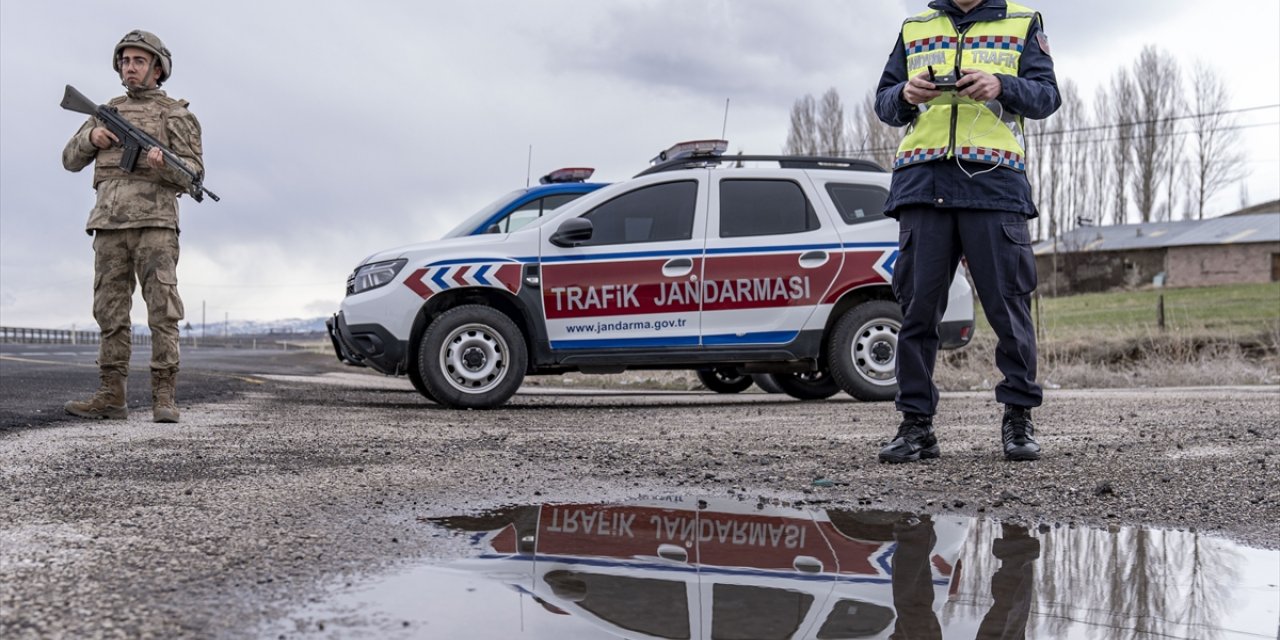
[62, 30, 204, 423]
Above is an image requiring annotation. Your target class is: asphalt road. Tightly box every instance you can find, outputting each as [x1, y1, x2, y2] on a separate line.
[0, 343, 348, 429]
[1, 347, 1277, 638]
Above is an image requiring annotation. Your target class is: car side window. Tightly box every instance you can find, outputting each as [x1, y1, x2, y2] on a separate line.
[719, 179, 819, 238]
[711, 584, 814, 639]
[492, 193, 585, 233]
[546, 571, 690, 639]
[582, 181, 697, 246]
[825, 183, 889, 225]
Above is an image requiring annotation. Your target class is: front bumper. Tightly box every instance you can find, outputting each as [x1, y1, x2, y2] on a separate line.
[326, 312, 408, 375]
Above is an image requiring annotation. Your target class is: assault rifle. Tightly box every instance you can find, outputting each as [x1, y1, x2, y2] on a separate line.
[60, 84, 219, 203]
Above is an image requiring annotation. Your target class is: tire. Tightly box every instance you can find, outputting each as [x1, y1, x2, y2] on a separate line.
[418, 305, 527, 409]
[407, 356, 437, 403]
[769, 370, 840, 400]
[695, 367, 753, 394]
[828, 300, 901, 402]
[751, 373, 784, 394]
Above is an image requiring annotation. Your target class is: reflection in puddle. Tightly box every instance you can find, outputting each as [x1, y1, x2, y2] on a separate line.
[286, 497, 1279, 639]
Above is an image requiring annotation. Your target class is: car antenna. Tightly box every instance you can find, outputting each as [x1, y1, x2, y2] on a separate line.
[525, 144, 533, 188]
[720, 98, 731, 139]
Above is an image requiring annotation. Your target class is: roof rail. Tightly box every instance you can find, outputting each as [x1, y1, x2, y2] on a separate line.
[635, 154, 887, 177]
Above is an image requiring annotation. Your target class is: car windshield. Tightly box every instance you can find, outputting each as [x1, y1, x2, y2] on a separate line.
[440, 189, 528, 240]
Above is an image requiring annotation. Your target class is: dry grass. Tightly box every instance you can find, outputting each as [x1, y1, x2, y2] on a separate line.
[935, 327, 1280, 390]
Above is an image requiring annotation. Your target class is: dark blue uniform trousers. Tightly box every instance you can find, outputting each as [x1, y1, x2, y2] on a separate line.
[893, 206, 1043, 415]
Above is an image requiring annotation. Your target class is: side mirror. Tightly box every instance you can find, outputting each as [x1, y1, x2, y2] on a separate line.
[550, 218, 593, 247]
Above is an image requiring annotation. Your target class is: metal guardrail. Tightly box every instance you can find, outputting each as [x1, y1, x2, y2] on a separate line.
[0, 327, 328, 350]
[1, 326, 150, 346]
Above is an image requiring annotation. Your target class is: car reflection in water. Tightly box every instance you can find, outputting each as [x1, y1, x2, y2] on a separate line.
[432, 497, 976, 639]
[287, 498, 1277, 638]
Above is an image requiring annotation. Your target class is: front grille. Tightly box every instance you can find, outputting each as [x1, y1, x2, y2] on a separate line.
[345, 273, 356, 296]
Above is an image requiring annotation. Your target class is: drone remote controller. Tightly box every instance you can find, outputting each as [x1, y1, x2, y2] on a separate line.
[928, 65, 960, 92]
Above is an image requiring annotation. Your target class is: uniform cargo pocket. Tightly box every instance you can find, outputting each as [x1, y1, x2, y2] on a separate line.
[1001, 222, 1036, 297]
[892, 228, 914, 302]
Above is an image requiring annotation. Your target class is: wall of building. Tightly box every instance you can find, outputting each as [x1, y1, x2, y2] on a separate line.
[1036, 249, 1166, 296]
[1165, 242, 1280, 287]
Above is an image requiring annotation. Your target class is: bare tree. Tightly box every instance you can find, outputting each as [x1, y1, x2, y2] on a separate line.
[786, 88, 848, 156]
[1099, 69, 1136, 225]
[816, 88, 845, 156]
[846, 90, 900, 169]
[1130, 46, 1181, 222]
[1024, 80, 1085, 240]
[1055, 81, 1089, 235]
[1026, 100, 1064, 241]
[1188, 61, 1245, 219]
[785, 94, 819, 155]
[1025, 108, 1052, 239]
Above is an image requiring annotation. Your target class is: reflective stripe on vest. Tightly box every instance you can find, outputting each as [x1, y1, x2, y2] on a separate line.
[895, 3, 1036, 172]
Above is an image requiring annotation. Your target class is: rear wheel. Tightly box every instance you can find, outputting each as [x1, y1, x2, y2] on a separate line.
[828, 300, 901, 401]
[695, 367, 753, 394]
[751, 373, 784, 394]
[418, 305, 527, 409]
[769, 370, 840, 400]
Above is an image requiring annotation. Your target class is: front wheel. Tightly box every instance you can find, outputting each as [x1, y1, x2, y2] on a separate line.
[418, 305, 527, 409]
[407, 356, 437, 403]
[695, 367, 753, 394]
[828, 300, 901, 402]
[768, 370, 840, 401]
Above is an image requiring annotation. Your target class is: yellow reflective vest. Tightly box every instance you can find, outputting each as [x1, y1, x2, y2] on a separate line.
[895, 3, 1038, 172]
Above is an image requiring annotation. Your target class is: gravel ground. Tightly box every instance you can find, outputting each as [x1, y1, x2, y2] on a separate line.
[1, 370, 1277, 638]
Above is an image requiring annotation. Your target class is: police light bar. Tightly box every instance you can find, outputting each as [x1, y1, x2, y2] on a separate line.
[651, 139, 729, 164]
[539, 167, 595, 184]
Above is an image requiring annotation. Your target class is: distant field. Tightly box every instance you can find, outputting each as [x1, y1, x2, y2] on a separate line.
[948, 282, 1280, 388]
[1031, 282, 1280, 341]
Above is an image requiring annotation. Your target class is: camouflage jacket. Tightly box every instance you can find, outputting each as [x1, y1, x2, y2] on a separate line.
[62, 87, 204, 234]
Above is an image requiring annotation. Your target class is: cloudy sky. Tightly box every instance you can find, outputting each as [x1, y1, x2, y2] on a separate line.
[2, 0, 1277, 329]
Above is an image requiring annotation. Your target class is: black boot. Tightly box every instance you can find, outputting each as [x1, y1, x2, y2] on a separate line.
[1002, 405, 1041, 461]
[879, 413, 939, 463]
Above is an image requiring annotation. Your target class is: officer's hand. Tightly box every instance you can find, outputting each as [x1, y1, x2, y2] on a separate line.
[958, 69, 1003, 101]
[902, 70, 942, 105]
[145, 147, 164, 170]
[90, 127, 119, 150]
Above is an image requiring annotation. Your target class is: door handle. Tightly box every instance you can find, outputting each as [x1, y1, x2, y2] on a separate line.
[657, 543, 689, 563]
[793, 555, 824, 573]
[662, 257, 694, 278]
[798, 251, 829, 268]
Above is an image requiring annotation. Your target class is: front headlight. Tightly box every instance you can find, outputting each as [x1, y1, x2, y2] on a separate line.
[348, 259, 406, 295]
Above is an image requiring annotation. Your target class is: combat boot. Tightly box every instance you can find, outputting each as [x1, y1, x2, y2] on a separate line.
[1002, 405, 1041, 461]
[65, 372, 128, 420]
[878, 413, 939, 463]
[152, 370, 180, 423]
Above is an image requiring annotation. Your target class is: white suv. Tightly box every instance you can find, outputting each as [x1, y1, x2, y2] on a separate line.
[328, 141, 974, 409]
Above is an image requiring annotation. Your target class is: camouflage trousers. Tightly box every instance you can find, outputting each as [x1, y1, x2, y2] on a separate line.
[92, 228, 183, 377]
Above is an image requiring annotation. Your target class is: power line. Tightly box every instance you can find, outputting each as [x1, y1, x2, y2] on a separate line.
[1023, 103, 1278, 138]
[837, 104, 1280, 157]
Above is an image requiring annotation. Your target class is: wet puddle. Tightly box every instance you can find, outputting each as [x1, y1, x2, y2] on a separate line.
[284, 497, 1279, 638]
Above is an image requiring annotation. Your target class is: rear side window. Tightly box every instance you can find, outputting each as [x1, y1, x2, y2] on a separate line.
[582, 181, 697, 246]
[719, 179, 819, 238]
[826, 183, 889, 225]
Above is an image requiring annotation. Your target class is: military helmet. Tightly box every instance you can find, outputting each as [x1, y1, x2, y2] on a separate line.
[112, 30, 172, 83]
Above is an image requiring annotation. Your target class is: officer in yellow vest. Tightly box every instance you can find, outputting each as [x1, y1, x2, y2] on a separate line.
[874, 0, 1059, 463]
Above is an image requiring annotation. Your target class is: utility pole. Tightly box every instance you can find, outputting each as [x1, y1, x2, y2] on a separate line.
[202, 300, 206, 339]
